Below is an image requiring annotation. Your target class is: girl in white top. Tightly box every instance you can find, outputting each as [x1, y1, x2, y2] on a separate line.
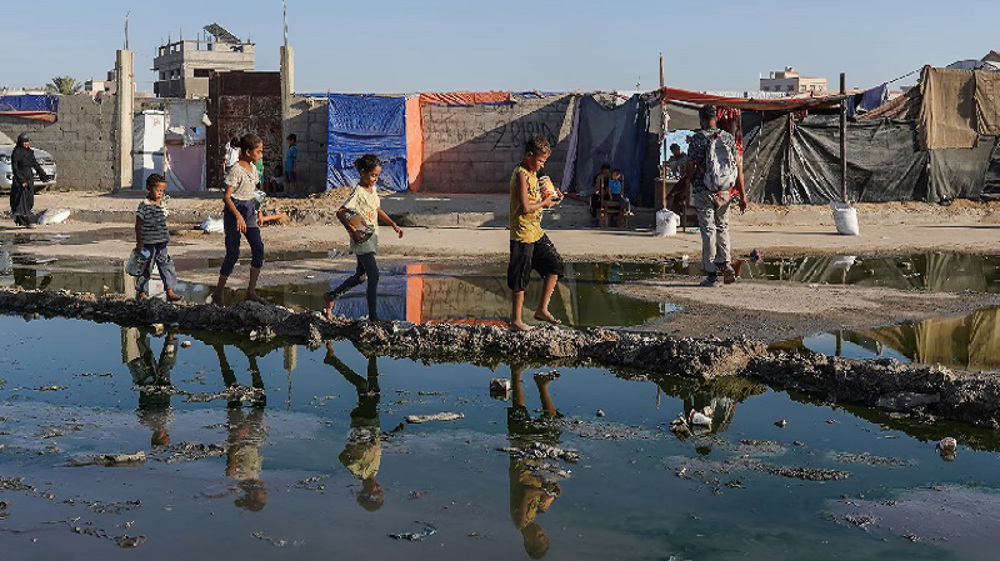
[211, 134, 267, 305]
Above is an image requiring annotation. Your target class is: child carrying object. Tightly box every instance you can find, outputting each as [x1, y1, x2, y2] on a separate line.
[507, 135, 565, 331]
[324, 154, 404, 321]
[133, 173, 182, 302]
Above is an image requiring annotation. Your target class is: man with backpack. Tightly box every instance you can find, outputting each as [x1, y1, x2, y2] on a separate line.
[683, 104, 747, 287]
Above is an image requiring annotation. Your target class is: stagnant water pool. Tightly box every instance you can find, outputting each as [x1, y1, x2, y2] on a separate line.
[2, 316, 1000, 560]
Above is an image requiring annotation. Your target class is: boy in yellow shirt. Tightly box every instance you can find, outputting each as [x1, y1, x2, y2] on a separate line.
[508, 135, 564, 331]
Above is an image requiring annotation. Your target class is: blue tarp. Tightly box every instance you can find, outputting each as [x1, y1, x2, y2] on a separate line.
[327, 94, 408, 192]
[571, 94, 649, 200]
[0, 94, 59, 121]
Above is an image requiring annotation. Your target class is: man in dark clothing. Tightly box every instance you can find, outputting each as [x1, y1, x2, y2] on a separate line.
[10, 133, 49, 228]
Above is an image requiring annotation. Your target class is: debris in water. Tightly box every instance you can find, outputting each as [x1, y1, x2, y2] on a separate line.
[936, 437, 958, 461]
[688, 409, 712, 428]
[73, 452, 146, 467]
[499, 441, 579, 463]
[181, 341, 192, 348]
[251, 530, 305, 547]
[388, 522, 438, 541]
[406, 412, 464, 424]
[775, 419, 787, 428]
[596, 409, 606, 418]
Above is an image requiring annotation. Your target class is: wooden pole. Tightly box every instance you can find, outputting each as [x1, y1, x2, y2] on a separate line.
[659, 52, 668, 212]
[840, 72, 847, 203]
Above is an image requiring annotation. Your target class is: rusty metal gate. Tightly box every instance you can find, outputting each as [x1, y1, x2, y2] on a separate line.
[206, 71, 281, 189]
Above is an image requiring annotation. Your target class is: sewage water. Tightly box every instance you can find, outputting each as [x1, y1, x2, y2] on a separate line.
[0, 255, 673, 328]
[3, 317, 1000, 560]
[786, 305, 1000, 372]
[666, 252, 1000, 293]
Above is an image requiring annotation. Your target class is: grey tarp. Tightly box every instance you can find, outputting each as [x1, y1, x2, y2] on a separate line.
[744, 114, 929, 204]
[570, 94, 649, 199]
[928, 138, 997, 201]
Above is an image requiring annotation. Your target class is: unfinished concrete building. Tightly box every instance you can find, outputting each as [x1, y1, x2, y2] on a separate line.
[152, 23, 255, 99]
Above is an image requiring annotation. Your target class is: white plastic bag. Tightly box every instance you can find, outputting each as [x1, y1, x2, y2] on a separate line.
[36, 208, 71, 225]
[199, 218, 224, 233]
[655, 209, 679, 237]
[830, 202, 859, 236]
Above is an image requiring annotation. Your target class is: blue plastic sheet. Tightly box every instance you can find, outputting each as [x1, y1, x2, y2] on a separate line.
[0, 94, 59, 121]
[571, 95, 649, 200]
[327, 94, 409, 192]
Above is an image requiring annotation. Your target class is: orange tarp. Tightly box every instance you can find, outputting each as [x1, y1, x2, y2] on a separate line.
[418, 92, 512, 105]
[660, 87, 844, 112]
[405, 96, 423, 191]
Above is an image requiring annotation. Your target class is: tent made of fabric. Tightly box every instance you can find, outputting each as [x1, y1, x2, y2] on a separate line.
[327, 94, 409, 192]
[0, 94, 58, 122]
[660, 87, 844, 112]
[570, 94, 650, 199]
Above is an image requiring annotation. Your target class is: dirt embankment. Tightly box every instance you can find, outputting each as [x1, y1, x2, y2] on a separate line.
[613, 278, 1000, 342]
[1, 288, 998, 431]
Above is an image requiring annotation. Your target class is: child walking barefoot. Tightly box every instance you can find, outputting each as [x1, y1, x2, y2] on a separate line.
[211, 134, 267, 305]
[508, 135, 564, 331]
[134, 173, 182, 302]
[324, 155, 403, 321]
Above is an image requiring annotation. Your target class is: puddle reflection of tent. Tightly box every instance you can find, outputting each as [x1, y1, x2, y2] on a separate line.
[857, 307, 1000, 370]
[746, 253, 998, 293]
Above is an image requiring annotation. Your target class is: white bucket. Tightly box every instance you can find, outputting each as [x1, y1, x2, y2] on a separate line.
[830, 202, 860, 236]
[655, 210, 679, 237]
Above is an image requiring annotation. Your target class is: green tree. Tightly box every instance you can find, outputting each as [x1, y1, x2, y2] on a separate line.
[45, 76, 82, 95]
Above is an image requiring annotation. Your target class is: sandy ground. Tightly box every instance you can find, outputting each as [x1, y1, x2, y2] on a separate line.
[4, 193, 1000, 340]
[614, 278, 1000, 342]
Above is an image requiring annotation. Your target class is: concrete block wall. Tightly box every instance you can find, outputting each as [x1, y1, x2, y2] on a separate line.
[0, 95, 116, 190]
[419, 95, 576, 193]
[287, 94, 330, 193]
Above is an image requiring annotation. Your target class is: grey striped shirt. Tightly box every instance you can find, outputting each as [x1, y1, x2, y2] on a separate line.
[136, 200, 169, 244]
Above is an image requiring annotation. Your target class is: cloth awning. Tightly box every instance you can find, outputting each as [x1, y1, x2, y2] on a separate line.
[659, 87, 844, 112]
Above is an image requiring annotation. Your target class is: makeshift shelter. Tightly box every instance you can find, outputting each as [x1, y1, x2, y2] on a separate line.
[669, 66, 1000, 204]
[567, 94, 651, 201]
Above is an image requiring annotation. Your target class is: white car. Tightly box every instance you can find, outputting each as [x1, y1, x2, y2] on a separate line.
[0, 130, 58, 192]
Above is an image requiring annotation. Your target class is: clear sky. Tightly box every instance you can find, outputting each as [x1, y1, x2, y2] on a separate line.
[5, 0, 998, 94]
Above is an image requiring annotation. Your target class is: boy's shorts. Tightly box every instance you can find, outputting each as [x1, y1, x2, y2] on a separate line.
[507, 234, 564, 292]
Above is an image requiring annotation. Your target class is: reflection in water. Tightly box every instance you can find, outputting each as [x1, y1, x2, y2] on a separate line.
[124, 327, 176, 447]
[226, 406, 267, 511]
[325, 342, 383, 512]
[710, 252, 1000, 293]
[508, 366, 564, 559]
[795, 307, 1000, 371]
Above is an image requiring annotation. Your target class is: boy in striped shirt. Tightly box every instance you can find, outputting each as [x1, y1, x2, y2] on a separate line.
[135, 174, 182, 301]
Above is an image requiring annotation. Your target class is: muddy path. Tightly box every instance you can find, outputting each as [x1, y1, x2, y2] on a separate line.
[2, 288, 999, 431]
[613, 278, 1000, 342]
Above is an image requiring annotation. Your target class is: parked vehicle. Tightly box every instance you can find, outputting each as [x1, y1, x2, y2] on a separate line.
[0, 131, 58, 193]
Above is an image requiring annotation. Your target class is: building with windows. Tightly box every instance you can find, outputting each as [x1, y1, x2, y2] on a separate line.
[152, 23, 255, 99]
[760, 67, 828, 95]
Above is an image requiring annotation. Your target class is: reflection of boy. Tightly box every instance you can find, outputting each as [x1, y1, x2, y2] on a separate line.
[125, 327, 177, 447]
[507, 366, 563, 559]
[325, 342, 384, 512]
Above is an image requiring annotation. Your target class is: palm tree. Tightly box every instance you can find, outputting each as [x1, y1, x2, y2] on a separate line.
[45, 76, 82, 96]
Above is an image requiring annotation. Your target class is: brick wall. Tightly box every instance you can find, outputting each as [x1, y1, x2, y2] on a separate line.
[290, 94, 577, 194]
[420, 95, 576, 193]
[0, 95, 116, 190]
[286, 94, 330, 193]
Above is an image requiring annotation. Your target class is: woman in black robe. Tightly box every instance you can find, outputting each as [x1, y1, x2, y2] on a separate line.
[10, 133, 48, 228]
